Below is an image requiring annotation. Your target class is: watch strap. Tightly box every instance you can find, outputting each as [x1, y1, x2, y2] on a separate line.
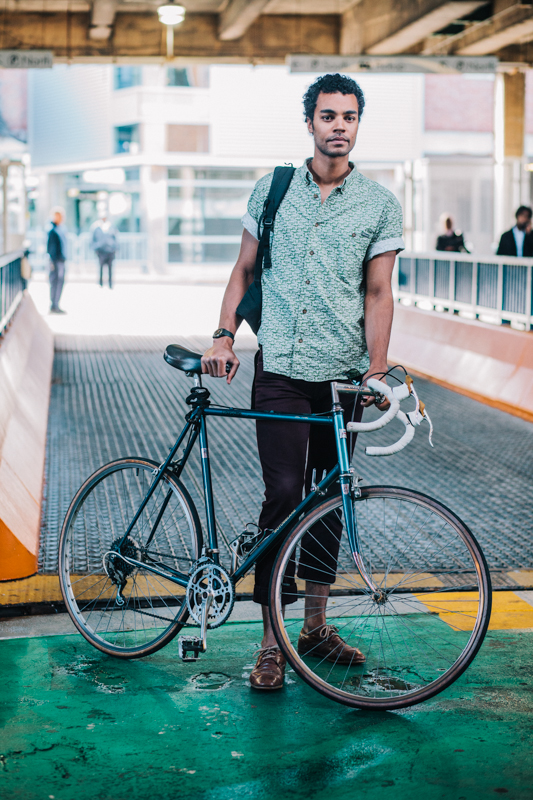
[213, 328, 235, 341]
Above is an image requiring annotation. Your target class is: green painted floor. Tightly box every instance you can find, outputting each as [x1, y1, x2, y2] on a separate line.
[1, 622, 532, 800]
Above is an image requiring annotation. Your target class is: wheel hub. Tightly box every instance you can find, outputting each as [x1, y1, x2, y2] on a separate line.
[104, 537, 141, 583]
[372, 589, 388, 605]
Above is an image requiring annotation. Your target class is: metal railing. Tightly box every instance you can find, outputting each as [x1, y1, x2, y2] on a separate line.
[0, 250, 24, 337]
[396, 250, 533, 330]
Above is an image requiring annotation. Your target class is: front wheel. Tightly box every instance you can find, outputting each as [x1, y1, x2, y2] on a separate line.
[59, 457, 203, 658]
[269, 486, 491, 710]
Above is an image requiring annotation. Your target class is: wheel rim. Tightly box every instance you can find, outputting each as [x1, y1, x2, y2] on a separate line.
[60, 460, 200, 653]
[273, 489, 491, 707]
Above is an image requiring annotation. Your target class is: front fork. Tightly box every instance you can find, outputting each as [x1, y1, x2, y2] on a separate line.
[331, 383, 378, 595]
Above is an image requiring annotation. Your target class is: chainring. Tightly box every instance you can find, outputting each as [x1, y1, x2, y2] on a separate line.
[186, 560, 235, 629]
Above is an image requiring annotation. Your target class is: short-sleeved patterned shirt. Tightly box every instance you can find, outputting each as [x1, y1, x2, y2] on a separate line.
[241, 160, 404, 382]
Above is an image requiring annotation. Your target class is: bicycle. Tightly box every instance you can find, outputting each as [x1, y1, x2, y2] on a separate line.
[58, 345, 492, 710]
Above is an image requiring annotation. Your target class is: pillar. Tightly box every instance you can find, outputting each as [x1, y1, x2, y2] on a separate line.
[494, 71, 528, 244]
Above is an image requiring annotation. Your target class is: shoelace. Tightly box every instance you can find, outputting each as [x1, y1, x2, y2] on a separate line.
[319, 624, 339, 639]
[253, 646, 281, 661]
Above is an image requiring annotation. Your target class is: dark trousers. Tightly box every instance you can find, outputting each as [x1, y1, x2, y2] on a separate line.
[253, 350, 363, 606]
[49, 259, 65, 310]
[98, 252, 115, 288]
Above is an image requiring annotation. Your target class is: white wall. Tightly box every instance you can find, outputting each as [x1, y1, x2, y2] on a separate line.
[210, 66, 424, 165]
[29, 65, 113, 167]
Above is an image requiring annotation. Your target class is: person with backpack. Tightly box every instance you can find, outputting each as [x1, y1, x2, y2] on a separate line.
[90, 213, 118, 288]
[202, 73, 404, 691]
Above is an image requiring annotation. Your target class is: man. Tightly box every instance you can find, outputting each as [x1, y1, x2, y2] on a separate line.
[436, 215, 469, 253]
[202, 73, 404, 691]
[496, 206, 533, 257]
[91, 213, 118, 289]
[46, 206, 68, 314]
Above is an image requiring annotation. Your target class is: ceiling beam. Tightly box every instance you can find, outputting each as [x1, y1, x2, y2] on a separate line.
[341, 0, 484, 55]
[218, 0, 271, 41]
[424, 3, 533, 55]
[90, 0, 117, 40]
[367, 1, 486, 54]
[0, 11, 339, 61]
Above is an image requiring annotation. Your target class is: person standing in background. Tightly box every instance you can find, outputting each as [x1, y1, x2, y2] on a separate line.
[91, 214, 118, 289]
[46, 206, 68, 314]
[436, 215, 469, 253]
[496, 206, 533, 257]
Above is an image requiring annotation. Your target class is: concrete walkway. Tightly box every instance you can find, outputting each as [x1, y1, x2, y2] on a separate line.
[0, 618, 532, 800]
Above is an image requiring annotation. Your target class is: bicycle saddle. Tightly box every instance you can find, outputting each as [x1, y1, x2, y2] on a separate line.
[164, 345, 203, 374]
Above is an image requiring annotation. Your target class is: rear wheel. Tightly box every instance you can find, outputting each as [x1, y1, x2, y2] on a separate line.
[59, 458, 203, 658]
[270, 486, 491, 709]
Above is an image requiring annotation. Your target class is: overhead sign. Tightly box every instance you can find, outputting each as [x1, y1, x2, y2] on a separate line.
[289, 55, 498, 75]
[0, 50, 53, 69]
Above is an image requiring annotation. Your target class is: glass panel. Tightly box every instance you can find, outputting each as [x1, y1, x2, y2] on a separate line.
[398, 257, 412, 290]
[503, 265, 527, 314]
[477, 263, 498, 309]
[434, 260, 450, 299]
[415, 258, 430, 296]
[454, 261, 472, 303]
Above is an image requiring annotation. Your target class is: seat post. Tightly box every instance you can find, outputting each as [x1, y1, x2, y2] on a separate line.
[193, 373, 203, 388]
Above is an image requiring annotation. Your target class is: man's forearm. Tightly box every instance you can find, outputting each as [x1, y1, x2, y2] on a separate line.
[217, 265, 254, 333]
[364, 287, 394, 371]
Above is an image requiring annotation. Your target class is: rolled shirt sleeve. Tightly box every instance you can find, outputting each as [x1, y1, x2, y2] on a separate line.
[241, 173, 273, 241]
[365, 195, 405, 262]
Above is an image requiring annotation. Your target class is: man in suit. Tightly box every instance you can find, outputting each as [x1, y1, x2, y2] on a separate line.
[497, 206, 533, 257]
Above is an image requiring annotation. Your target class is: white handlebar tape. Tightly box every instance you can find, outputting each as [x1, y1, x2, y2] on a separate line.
[365, 410, 415, 457]
[346, 378, 401, 433]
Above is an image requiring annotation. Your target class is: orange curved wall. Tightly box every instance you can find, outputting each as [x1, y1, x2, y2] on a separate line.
[0, 294, 54, 580]
[389, 304, 533, 422]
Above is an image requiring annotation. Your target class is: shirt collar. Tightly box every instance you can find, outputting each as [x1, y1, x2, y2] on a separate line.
[301, 159, 358, 192]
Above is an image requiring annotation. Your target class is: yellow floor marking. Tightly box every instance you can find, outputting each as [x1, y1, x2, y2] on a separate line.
[506, 570, 533, 588]
[0, 573, 185, 605]
[415, 591, 533, 631]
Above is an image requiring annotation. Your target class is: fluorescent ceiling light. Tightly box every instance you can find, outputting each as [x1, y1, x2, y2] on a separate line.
[158, 3, 185, 26]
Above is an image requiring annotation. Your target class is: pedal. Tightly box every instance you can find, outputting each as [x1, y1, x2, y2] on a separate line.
[178, 636, 204, 662]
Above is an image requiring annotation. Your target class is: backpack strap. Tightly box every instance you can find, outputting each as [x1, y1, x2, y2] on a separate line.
[254, 165, 295, 282]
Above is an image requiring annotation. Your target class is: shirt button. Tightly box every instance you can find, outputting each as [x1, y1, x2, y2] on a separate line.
[298, 338, 303, 343]
[313, 194, 318, 199]
[302, 309, 307, 314]
[305, 279, 310, 285]
[309, 250, 314, 255]
[315, 222, 320, 227]
[352, 232, 357, 238]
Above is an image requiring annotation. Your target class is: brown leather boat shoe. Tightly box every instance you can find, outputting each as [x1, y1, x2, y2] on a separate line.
[249, 646, 286, 691]
[298, 624, 365, 665]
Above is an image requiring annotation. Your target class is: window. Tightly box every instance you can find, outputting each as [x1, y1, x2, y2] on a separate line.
[114, 67, 142, 90]
[194, 169, 256, 181]
[168, 218, 182, 235]
[166, 125, 209, 153]
[204, 219, 243, 236]
[168, 168, 182, 180]
[125, 168, 140, 182]
[115, 124, 140, 155]
[167, 68, 190, 87]
[167, 66, 209, 88]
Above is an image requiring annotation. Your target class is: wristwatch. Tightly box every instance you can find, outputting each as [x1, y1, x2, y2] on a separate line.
[213, 328, 235, 341]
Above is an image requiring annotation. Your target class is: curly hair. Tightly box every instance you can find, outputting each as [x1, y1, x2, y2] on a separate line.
[303, 73, 365, 123]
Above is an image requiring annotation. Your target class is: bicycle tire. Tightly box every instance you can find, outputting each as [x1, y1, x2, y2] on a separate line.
[59, 457, 203, 658]
[269, 486, 491, 710]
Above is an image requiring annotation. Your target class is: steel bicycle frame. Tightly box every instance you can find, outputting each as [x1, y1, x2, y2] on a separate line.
[116, 376, 378, 594]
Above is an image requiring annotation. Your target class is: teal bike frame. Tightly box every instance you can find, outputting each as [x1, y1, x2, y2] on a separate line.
[115, 377, 378, 595]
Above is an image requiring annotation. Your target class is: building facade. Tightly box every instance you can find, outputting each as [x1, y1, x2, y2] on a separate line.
[25, 64, 533, 272]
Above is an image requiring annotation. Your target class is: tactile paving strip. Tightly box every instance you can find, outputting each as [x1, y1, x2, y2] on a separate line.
[40, 336, 533, 582]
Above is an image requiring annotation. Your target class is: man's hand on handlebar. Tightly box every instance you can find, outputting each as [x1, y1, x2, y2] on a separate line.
[361, 365, 391, 410]
[201, 338, 240, 385]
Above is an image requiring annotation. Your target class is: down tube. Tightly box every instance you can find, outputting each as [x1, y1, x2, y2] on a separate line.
[332, 406, 360, 557]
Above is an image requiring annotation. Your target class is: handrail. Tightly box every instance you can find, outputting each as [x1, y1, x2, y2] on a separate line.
[0, 249, 25, 337]
[396, 250, 533, 331]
